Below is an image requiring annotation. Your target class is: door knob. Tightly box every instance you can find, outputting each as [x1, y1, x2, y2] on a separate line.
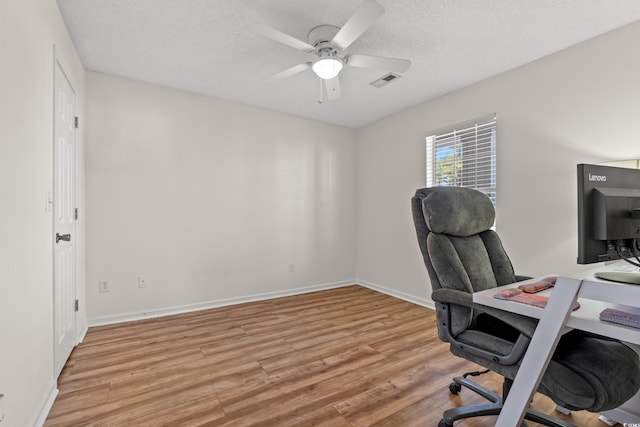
[56, 233, 71, 243]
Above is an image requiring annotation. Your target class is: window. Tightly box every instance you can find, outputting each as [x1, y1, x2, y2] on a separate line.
[426, 115, 497, 205]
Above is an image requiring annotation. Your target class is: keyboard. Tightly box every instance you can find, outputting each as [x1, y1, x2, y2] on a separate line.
[599, 308, 640, 329]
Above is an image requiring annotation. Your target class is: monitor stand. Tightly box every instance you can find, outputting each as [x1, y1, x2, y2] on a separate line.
[595, 271, 640, 285]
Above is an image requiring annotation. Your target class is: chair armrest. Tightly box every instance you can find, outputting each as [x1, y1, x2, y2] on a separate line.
[432, 287, 537, 365]
[431, 287, 473, 306]
[431, 288, 538, 339]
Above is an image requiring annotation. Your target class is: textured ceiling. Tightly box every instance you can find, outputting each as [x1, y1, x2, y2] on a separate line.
[57, 0, 640, 129]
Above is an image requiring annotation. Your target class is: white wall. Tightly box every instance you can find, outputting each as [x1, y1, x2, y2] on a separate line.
[356, 21, 640, 303]
[85, 73, 357, 321]
[0, 0, 86, 426]
[3, 4, 638, 423]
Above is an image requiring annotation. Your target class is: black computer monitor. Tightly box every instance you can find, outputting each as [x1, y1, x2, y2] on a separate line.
[577, 163, 640, 284]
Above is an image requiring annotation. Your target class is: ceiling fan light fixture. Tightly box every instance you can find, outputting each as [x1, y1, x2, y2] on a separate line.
[312, 57, 343, 80]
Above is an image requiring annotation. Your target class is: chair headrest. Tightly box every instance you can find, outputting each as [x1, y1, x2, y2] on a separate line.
[416, 186, 495, 237]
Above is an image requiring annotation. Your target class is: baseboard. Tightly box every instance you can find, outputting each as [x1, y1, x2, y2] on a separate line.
[30, 380, 58, 427]
[87, 279, 435, 327]
[77, 323, 89, 343]
[88, 280, 357, 327]
[357, 279, 435, 310]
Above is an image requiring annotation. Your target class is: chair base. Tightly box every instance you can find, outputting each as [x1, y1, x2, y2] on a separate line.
[438, 376, 576, 427]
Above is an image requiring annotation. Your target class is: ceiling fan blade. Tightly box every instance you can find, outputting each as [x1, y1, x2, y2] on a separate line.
[254, 24, 314, 52]
[324, 76, 341, 100]
[264, 63, 310, 83]
[347, 54, 411, 73]
[332, 0, 385, 50]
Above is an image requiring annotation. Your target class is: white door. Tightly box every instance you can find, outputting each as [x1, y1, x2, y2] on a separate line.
[53, 55, 77, 378]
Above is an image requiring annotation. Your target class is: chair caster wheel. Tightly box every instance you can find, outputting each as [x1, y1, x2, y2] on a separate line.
[438, 419, 453, 427]
[449, 382, 462, 395]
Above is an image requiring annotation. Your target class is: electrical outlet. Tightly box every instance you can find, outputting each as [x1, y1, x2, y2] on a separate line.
[98, 280, 110, 293]
[138, 274, 148, 288]
[288, 263, 295, 273]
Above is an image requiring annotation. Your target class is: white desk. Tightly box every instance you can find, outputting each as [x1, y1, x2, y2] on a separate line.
[473, 264, 640, 426]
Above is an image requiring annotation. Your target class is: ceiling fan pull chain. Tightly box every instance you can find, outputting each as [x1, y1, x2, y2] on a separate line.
[318, 78, 324, 104]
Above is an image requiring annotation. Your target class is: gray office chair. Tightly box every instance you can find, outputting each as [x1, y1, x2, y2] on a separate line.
[411, 186, 640, 427]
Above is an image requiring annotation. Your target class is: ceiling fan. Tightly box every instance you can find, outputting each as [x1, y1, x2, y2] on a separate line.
[255, 0, 411, 101]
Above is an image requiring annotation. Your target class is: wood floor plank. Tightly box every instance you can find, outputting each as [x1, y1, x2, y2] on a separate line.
[46, 285, 606, 426]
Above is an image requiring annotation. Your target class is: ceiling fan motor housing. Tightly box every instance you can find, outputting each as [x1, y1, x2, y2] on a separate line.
[308, 25, 341, 55]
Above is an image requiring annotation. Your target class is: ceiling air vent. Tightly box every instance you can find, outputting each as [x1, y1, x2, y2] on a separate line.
[370, 72, 401, 88]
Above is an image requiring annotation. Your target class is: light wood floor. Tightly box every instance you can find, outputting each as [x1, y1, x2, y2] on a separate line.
[46, 285, 607, 426]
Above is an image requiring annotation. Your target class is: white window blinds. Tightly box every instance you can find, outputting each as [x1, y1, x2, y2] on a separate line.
[426, 115, 497, 205]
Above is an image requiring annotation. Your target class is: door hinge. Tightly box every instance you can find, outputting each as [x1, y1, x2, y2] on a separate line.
[74, 116, 79, 129]
[75, 208, 79, 220]
[75, 299, 79, 312]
